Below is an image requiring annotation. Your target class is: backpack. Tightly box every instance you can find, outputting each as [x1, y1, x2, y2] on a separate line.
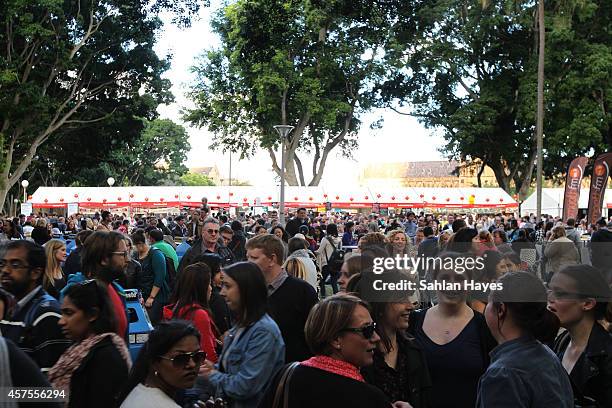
[152, 248, 177, 293]
[324, 237, 345, 272]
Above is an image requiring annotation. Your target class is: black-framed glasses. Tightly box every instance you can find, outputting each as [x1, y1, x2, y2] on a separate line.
[0, 259, 31, 270]
[159, 351, 206, 368]
[340, 322, 377, 339]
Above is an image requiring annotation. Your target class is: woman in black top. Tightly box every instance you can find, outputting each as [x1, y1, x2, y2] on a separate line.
[361, 272, 431, 408]
[49, 280, 130, 408]
[408, 252, 496, 408]
[549, 264, 612, 407]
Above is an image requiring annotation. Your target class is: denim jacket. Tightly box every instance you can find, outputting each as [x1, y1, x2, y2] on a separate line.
[477, 336, 574, 408]
[210, 314, 285, 408]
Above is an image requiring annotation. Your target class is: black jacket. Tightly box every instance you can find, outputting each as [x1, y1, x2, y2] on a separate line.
[63, 247, 82, 277]
[68, 336, 129, 408]
[177, 239, 235, 274]
[362, 333, 432, 408]
[285, 217, 309, 237]
[228, 230, 247, 262]
[0, 287, 71, 372]
[553, 323, 612, 408]
[590, 229, 612, 277]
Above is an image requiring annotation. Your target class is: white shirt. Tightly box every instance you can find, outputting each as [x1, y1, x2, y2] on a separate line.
[120, 384, 180, 408]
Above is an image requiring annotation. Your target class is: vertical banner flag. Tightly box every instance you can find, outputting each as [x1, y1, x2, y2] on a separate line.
[562, 157, 588, 221]
[587, 153, 612, 223]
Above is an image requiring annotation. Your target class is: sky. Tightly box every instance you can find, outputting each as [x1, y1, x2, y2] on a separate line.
[154, 2, 446, 187]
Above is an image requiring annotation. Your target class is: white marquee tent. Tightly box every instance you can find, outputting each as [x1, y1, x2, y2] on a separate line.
[29, 186, 518, 212]
[520, 188, 612, 217]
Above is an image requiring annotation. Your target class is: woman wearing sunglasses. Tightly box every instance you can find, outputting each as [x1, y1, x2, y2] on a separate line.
[259, 293, 411, 408]
[199, 262, 285, 408]
[548, 265, 612, 407]
[49, 280, 131, 408]
[119, 321, 205, 407]
[360, 272, 432, 408]
[477, 271, 573, 407]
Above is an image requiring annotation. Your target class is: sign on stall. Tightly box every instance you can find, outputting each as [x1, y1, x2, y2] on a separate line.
[20, 202, 33, 216]
[67, 203, 79, 216]
[254, 197, 261, 207]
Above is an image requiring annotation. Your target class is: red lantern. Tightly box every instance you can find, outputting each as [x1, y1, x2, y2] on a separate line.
[44, 198, 48, 203]
[323, 194, 328, 198]
[432, 196, 436, 200]
[118, 197, 122, 201]
[243, 198, 248, 202]
[129, 194, 134, 199]
[87, 197, 91, 202]
[446, 198, 450, 202]
[74, 194, 79, 198]
[144, 197, 149, 202]
[376, 194, 381, 198]
[103, 199, 107, 203]
[460, 196, 465, 201]
[160, 198, 164, 202]
[335, 196, 340, 200]
[405, 196, 409, 200]
[28, 195, 33, 200]
[174, 194, 179, 199]
[391, 196, 396, 200]
[485, 198, 490, 202]
[59, 198, 64, 202]
[267, 196, 272, 200]
[349, 197, 354, 202]
[419, 194, 424, 199]
[499, 198, 504, 202]
[229, 192, 234, 197]
[364, 196, 369, 200]
[309, 197, 313, 201]
[294, 197, 298, 201]
[186, 195, 191, 199]
[216, 195, 221, 200]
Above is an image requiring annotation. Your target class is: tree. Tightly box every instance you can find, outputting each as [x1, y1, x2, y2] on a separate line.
[186, 0, 404, 186]
[382, 0, 610, 197]
[0, 0, 206, 209]
[179, 173, 215, 186]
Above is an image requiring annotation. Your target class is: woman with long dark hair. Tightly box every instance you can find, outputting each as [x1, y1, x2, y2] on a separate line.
[477, 271, 573, 407]
[130, 229, 169, 325]
[49, 280, 131, 408]
[361, 272, 431, 408]
[163, 262, 218, 363]
[119, 321, 203, 407]
[199, 262, 284, 408]
[549, 265, 612, 407]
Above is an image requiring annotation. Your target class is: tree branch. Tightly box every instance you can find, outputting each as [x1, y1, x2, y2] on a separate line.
[294, 154, 306, 186]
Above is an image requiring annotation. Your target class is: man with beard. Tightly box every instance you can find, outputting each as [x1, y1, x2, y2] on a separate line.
[0, 240, 71, 372]
[61, 231, 129, 339]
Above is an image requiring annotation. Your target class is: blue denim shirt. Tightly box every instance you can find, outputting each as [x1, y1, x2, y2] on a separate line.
[477, 336, 574, 408]
[405, 221, 417, 238]
[210, 314, 285, 408]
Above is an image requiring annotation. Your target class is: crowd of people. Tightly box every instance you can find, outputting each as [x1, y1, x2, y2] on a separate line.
[0, 198, 611, 408]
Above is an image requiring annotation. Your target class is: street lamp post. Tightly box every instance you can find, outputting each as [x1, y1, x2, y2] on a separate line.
[13, 198, 19, 217]
[107, 177, 115, 187]
[273, 125, 295, 226]
[21, 180, 29, 203]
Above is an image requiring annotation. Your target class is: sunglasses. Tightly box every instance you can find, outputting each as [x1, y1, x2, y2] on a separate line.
[159, 351, 206, 368]
[341, 322, 377, 339]
[206, 229, 219, 235]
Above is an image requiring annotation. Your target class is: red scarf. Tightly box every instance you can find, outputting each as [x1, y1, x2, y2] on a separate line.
[301, 355, 364, 382]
